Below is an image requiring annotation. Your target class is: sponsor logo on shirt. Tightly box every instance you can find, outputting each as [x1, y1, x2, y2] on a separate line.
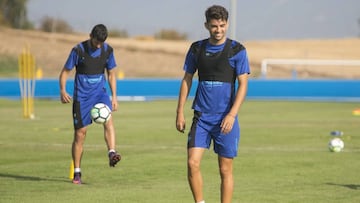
[203, 81, 223, 87]
[83, 76, 103, 84]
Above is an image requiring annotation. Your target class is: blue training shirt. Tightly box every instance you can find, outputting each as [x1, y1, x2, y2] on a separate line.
[183, 38, 250, 113]
[64, 42, 117, 101]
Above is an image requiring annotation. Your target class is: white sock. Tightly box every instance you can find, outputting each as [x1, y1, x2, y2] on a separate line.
[74, 168, 81, 173]
[197, 201, 205, 203]
[108, 149, 116, 154]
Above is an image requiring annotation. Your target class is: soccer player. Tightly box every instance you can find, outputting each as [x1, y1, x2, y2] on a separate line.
[59, 24, 121, 184]
[175, 5, 250, 203]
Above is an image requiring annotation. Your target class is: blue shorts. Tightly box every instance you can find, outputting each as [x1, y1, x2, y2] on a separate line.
[188, 111, 240, 158]
[72, 93, 112, 129]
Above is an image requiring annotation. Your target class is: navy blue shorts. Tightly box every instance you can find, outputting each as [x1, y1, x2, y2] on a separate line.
[188, 111, 240, 158]
[72, 94, 112, 129]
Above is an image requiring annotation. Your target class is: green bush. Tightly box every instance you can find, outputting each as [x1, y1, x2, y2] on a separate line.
[155, 29, 187, 40]
[0, 55, 18, 77]
[108, 29, 128, 38]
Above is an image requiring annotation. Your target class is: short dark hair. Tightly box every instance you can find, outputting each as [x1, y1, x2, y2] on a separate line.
[205, 5, 229, 22]
[90, 24, 108, 42]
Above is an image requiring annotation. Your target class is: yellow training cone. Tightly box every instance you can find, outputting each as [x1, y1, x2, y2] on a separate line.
[69, 160, 74, 179]
[36, 67, 43, 79]
[352, 109, 360, 116]
[117, 70, 125, 79]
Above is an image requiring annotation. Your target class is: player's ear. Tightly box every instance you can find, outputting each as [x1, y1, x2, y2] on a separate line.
[204, 22, 209, 30]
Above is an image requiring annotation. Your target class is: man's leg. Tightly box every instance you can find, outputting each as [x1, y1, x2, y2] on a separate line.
[104, 118, 121, 167]
[188, 147, 206, 203]
[104, 118, 116, 150]
[218, 156, 234, 203]
[72, 127, 87, 184]
[73, 127, 87, 169]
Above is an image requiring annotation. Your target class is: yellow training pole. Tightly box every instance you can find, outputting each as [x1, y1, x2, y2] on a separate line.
[28, 51, 35, 119]
[19, 47, 27, 118]
[18, 45, 36, 119]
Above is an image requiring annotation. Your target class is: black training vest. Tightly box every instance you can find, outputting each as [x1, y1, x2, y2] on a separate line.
[74, 40, 113, 75]
[197, 39, 235, 83]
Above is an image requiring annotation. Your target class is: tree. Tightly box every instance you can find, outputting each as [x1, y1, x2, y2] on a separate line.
[0, 0, 33, 29]
[39, 16, 73, 33]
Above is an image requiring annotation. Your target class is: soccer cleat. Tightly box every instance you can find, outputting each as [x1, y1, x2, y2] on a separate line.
[72, 172, 82, 184]
[109, 151, 121, 167]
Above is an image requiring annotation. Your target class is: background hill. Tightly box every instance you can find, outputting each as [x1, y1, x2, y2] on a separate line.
[1, 27, 360, 79]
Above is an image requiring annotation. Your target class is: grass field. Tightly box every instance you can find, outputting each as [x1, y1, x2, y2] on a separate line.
[0, 99, 360, 203]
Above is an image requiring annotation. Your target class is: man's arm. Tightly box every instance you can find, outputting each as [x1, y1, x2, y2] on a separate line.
[176, 72, 194, 133]
[229, 73, 248, 117]
[107, 69, 118, 111]
[59, 67, 72, 103]
[220, 73, 248, 134]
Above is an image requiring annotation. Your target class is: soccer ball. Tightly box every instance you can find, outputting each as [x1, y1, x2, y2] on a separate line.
[90, 103, 111, 124]
[328, 138, 344, 152]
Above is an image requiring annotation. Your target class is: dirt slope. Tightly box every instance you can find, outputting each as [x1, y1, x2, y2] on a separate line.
[1, 27, 360, 79]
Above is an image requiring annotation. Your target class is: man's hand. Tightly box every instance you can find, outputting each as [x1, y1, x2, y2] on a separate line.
[111, 99, 118, 111]
[220, 114, 235, 134]
[176, 112, 186, 133]
[60, 91, 72, 103]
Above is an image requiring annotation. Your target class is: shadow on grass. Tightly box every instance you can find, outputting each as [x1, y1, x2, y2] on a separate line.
[0, 173, 69, 183]
[326, 182, 360, 190]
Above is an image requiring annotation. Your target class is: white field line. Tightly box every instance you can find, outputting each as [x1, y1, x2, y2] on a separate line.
[1, 142, 359, 152]
[0, 142, 184, 150]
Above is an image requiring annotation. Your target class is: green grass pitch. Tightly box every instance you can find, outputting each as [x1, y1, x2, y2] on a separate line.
[0, 99, 359, 202]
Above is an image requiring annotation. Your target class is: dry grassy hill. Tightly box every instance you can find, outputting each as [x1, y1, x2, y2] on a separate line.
[1, 27, 360, 79]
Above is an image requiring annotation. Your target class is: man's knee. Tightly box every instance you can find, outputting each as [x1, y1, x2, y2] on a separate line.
[74, 128, 87, 141]
[219, 158, 233, 178]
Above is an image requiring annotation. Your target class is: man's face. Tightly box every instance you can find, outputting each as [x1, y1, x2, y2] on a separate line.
[205, 18, 228, 44]
[90, 37, 103, 49]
